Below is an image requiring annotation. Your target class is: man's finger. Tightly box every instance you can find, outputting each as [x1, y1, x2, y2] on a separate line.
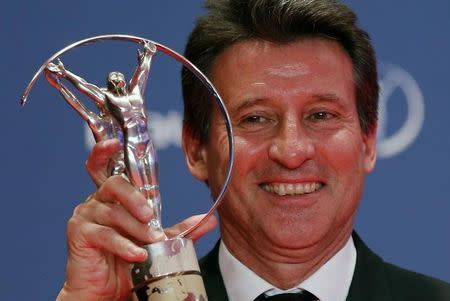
[165, 214, 218, 242]
[76, 199, 162, 244]
[68, 217, 147, 263]
[86, 139, 122, 187]
[94, 175, 153, 224]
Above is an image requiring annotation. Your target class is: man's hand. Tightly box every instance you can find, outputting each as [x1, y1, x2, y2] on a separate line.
[57, 139, 217, 301]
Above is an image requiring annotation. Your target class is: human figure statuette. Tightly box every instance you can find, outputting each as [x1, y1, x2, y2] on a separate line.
[45, 42, 164, 236]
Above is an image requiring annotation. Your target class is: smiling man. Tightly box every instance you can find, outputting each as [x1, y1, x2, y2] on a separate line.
[184, 38, 376, 297]
[56, 1, 450, 301]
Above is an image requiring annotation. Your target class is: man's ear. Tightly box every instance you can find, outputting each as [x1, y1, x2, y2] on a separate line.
[182, 125, 209, 181]
[362, 124, 377, 173]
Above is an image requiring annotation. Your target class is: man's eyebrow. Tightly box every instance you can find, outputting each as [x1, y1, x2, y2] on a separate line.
[228, 93, 344, 113]
[311, 93, 342, 103]
[230, 98, 267, 113]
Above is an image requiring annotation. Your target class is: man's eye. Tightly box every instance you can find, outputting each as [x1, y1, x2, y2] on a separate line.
[242, 115, 270, 124]
[309, 111, 335, 121]
[236, 114, 274, 131]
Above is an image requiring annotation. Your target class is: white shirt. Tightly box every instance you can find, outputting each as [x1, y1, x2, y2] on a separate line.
[218, 237, 356, 301]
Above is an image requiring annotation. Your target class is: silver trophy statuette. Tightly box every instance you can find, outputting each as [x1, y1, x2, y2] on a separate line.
[21, 35, 235, 301]
[44, 42, 164, 235]
[44, 60, 126, 175]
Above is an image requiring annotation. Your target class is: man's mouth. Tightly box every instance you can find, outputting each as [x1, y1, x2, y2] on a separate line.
[260, 182, 323, 196]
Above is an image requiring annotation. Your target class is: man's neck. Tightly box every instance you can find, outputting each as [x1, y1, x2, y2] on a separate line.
[220, 221, 353, 289]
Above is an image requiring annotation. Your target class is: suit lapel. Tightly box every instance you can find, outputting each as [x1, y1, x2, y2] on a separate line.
[200, 241, 229, 301]
[200, 234, 394, 301]
[346, 232, 392, 301]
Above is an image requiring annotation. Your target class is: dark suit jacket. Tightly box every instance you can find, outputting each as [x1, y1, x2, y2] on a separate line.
[199, 233, 450, 300]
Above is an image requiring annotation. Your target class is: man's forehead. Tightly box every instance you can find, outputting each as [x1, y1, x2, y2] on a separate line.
[266, 63, 310, 78]
[211, 38, 353, 80]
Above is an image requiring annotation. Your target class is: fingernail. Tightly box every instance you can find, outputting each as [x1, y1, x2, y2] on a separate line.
[147, 228, 166, 242]
[140, 203, 153, 220]
[120, 173, 130, 183]
[101, 139, 115, 148]
[131, 246, 147, 259]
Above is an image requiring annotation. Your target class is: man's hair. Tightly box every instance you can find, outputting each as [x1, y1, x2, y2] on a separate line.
[182, 0, 378, 142]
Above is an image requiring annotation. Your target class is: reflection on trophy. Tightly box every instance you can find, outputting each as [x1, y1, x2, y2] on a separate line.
[44, 42, 164, 234]
[21, 35, 234, 301]
[44, 61, 126, 175]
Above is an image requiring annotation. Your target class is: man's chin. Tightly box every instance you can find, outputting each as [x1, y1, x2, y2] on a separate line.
[258, 224, 325, 251]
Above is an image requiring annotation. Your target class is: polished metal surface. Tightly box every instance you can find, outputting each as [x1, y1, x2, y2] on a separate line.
[21, 34, 235, 238]
[45, 60, 126, 175]
[43, 41, 164, 235]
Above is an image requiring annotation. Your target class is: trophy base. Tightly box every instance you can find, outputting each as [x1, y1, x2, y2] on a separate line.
[131, 237, 208, 301]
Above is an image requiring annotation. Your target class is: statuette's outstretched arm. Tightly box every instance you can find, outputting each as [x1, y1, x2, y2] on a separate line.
[129, 41, 157, 96]
[44, 69, 95, 124]
[47, 60, 106, 106]
[44, 64, 126, 176]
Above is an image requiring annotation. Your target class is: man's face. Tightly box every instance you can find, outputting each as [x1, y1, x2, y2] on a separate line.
[184, 38, 376, 252]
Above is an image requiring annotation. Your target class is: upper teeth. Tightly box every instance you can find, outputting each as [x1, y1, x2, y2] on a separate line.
[261, 182, 323, 196]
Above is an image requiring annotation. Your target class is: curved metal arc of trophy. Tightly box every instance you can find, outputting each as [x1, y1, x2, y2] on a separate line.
[20, 34, 235, 239]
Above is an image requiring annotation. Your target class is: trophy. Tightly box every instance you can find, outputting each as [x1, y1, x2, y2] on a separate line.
[21, 34, 235, 301]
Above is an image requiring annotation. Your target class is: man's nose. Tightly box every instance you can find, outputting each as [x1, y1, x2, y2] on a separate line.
[268, 118, 315, 169]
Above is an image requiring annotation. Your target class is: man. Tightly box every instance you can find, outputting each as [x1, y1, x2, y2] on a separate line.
[56, 0, 450, 300]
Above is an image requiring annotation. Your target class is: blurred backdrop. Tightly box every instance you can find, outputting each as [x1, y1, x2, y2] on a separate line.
[1, 1, 449, 300]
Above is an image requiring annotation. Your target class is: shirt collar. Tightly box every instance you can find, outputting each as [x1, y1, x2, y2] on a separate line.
[218, 236, 356, 301]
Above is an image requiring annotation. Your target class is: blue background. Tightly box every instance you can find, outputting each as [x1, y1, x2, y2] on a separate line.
[1, 1, 449, 300]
